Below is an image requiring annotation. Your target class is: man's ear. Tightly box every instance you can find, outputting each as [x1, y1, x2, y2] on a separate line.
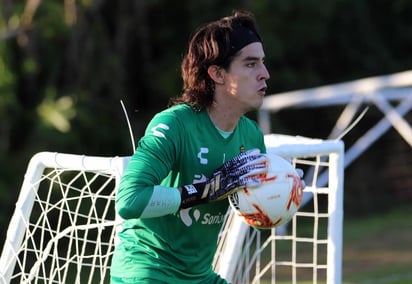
[207, 65, 225, 84]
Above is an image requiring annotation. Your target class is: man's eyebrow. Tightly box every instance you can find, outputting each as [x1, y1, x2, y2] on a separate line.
[242, 56, 265, 62]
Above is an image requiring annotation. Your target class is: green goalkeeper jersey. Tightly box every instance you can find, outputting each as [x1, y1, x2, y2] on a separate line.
[111, 104, 266, 283]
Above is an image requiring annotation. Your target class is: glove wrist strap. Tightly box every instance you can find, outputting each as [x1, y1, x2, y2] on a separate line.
[179, 182, 208, 209]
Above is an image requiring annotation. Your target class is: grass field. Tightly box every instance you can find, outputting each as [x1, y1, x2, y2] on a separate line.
[342, 205, 412, 284]
[254, 205, 412, 284]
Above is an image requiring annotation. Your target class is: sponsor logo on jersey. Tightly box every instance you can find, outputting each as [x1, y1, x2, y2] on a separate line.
[151, 123, 169, 138]
[179, 208, 226, 227]
[179, 208, 201, 226]
[201, 212, 225, 225]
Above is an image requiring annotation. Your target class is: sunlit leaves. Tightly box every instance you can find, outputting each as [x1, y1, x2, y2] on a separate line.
[37, 88, 76, 133]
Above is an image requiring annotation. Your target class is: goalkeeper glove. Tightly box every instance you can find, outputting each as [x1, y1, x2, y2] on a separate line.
[179, 149, 268, 209]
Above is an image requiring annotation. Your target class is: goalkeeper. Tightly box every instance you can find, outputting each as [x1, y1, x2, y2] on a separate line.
[111, 10, 270, 284]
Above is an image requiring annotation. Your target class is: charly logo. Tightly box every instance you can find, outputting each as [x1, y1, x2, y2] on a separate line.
[197, 147, 209, 165]
[151, 123, 169, 138]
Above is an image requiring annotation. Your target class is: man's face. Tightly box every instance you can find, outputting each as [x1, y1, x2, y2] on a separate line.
[222, 42, 270, 112]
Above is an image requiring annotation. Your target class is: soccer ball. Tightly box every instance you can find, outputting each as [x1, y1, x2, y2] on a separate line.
[228, 153, 304, 229]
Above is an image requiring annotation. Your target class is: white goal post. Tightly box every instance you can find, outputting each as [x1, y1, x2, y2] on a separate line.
[0, 134, 344, 284]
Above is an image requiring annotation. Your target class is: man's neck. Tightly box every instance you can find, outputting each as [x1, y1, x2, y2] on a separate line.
[207, 103, 241, 132]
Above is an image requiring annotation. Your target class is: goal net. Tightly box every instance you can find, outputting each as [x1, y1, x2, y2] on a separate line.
[0, 153, 129, 284]
[213, 134, 344, 284]
[0, 134, 344, 284]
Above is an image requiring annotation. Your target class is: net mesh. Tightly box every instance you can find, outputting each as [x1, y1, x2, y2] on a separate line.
[3, 163, 120, 284]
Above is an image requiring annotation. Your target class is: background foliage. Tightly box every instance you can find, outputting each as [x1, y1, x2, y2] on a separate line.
[1, 0, 411, 245]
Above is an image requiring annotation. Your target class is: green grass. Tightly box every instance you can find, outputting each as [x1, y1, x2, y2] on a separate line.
[342, 206, 412, 284]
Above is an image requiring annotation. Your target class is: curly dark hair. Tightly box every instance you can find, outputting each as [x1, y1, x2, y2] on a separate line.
[169, 11, 261, 111]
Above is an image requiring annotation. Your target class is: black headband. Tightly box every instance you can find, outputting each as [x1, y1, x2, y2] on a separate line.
[228, 26, 262, 57]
